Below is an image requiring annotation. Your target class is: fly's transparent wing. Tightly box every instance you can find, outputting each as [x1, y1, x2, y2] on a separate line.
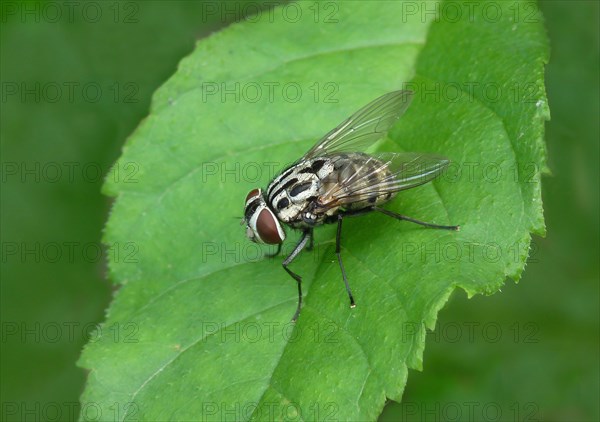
[303, 90, 414, 159]
[317, 152, 449, 209]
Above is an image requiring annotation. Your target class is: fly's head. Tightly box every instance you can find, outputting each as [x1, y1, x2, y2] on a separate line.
[243, 188, 286, 245]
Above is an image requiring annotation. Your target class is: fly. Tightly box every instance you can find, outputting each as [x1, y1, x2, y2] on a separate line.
[243, 90, 459, 321]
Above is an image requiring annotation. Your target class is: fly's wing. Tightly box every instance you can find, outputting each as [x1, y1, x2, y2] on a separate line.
[317, 152, 450, 209]
[303, 90, 414, 159]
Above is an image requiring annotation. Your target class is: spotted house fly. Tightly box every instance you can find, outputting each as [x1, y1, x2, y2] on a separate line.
[243, 90, 459, 321]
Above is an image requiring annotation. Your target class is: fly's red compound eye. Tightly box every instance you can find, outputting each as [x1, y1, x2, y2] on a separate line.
[256, 208, 284, 244]
[246, 189, 260, 203]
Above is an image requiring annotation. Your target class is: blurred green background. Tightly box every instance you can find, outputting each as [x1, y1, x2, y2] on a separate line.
[1, 1, 597, 421]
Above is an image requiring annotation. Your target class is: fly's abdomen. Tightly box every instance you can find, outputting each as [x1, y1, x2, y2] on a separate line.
[318, 152, 395, 211]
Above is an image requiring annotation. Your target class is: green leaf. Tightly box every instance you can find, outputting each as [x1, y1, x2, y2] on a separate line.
[78, 1, 549, 420]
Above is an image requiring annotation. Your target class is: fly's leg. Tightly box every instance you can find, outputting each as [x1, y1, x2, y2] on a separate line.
[373, 206, 460, 231]
[330, 206, 456, 312]
[336, 214, 356, 309]
[282, 230, 310, 322]
[306, 228, 315, 251]
[330, 207, 381, 309]
[265, 243, 282, 259]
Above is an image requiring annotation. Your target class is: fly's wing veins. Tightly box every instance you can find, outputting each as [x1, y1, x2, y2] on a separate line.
[317, 152, 450, 209]
[302, 90, 414, 159]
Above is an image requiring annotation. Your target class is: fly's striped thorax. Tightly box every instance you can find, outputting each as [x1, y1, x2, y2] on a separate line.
[266, 157, 334, 224]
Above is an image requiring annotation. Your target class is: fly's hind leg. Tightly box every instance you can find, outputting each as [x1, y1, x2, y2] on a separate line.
[336, 214, 356, 309]
[373, 206, 460, 231]
[331, 206, 456, 313]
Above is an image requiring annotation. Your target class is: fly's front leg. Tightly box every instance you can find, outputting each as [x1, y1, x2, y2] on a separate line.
[264, 243, 282, 259]
[373, 206, 460, 231]
[282, 230, 310, 322]
[336, 214, 356, 309]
